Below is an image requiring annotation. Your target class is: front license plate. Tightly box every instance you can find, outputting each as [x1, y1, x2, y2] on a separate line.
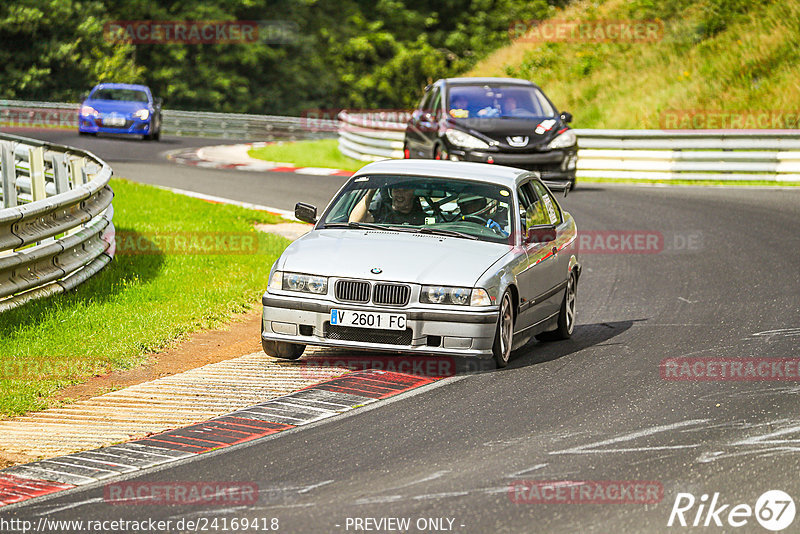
[330, 309, 406, 331]
[103, 116, 125, 126]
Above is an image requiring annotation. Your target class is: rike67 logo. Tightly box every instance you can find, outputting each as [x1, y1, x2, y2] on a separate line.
[668, 490, 795, 531]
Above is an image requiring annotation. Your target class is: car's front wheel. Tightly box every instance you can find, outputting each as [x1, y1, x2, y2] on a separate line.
[492, 291, 514, 368]
[262, 338, 305, 360]
[536, 270, 577, 341]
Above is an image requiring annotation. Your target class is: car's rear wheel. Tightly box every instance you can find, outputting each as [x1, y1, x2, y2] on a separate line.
[493, 291, 514, 368]
[262, 338, 305, 360]
[536, 271, 576, 342]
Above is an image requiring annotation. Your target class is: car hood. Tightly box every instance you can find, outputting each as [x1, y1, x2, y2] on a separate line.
[449, 117, 561, 148]
[84, 100, 149, 115]
[279, 229, 511, 287]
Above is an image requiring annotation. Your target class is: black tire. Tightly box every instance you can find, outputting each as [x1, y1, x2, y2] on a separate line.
[152, 129, 160, 141]
[536, 271, 577, 342]
[492, 291, 514, 368]
[262, 338, 305, 360]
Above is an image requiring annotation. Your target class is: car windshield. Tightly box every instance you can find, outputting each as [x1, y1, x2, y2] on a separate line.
[447, 84, 555, 119]
[90, 88, 149, 102]
[320, 174, 514, 244]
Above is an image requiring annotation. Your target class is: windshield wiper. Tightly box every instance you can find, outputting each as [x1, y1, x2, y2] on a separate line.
[414, 227, 478, 240]
[323, 221, 396, 231]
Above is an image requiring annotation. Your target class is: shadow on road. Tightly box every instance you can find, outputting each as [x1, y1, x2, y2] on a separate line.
[508, 319, 638, 370]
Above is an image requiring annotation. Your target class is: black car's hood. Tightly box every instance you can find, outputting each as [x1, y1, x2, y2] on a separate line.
[449, 116, 563, 149]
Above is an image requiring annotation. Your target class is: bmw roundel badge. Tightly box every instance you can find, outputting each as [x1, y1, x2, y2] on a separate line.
[371, 267, 382, 274]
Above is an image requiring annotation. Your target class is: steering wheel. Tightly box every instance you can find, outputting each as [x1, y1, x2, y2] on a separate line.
[463, 214, 489, 225]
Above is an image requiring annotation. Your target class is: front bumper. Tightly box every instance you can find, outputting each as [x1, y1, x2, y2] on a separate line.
[262, 292, 499, 358]
[78, 117, 152, 135]
[447, 146, 578, 188]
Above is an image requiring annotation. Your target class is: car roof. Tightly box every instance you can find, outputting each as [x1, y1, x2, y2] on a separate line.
[441, 77, 536, 87]
[352, 160, 537, 188]
[92, 83, 151, 92]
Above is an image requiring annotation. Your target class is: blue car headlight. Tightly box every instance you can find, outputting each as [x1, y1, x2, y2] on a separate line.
[134, 109, 150, 121]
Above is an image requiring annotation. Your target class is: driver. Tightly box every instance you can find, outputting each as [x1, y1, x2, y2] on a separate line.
[503, 96, 518, 115]
[349, 187, 426, 225]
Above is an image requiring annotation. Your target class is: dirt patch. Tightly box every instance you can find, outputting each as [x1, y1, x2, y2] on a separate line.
[255, 222, 311, 240]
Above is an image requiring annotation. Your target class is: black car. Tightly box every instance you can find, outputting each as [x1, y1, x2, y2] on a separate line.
[404, 77, 578, 190]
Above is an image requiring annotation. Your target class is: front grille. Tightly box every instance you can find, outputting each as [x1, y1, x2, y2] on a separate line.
[324, 323, 413, 345]
[102, 119, 134, 128]
[335, 279, 370, 303]
[373, 283, 410, 306]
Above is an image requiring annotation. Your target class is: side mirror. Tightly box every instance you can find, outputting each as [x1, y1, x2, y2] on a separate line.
[526, 224, 557, 244]
[560, 111, 573, 123]
[295, 202, 317, 224]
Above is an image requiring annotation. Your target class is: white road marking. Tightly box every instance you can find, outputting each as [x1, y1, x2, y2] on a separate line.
[549, 419, 709, 455]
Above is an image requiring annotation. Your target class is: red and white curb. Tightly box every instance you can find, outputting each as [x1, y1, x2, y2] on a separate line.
[0, 370, 436, 508]
[166, 142, 354, 177]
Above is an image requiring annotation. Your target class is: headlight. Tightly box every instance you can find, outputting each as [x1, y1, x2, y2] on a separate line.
[445, 129, 489, 150]
[546, 129, 577, 149]
[80, 105, 99, 117]
[134, 109, 150, 120]
[421, 286, 487, 306]
[280, 272, 328, 294]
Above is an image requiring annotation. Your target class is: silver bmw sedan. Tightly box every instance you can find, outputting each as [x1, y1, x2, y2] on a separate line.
[261, 160, 580, 367]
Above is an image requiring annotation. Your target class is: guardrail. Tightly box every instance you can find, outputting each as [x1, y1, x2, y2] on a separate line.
[0, 132, 115, 313]
[336, 112, 800, 182]
[337, 110, 409, 161]
[574, 129, 800, 181]
[0, 100, 338, 140]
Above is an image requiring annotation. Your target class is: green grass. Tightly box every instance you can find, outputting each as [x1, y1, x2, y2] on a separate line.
[248, 139, 367, 172]
[468, 0, 800, 129]
[0, 178, 290, 417]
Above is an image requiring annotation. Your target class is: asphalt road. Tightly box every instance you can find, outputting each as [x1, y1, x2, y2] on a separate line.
[3, 129, 800, 533]
[3, 127, 346, 210]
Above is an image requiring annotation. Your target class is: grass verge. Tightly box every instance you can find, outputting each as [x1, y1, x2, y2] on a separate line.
[0, 178, 289, 417]
[248, 139, 367, 172]
[579, 177, 800, 187]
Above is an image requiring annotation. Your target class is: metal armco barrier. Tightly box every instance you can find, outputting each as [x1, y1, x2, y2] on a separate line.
[0, 100, 337, 140]
[0, 133, 115, 313]
[338, 110, 409, 161]
[574, 129, 800, 181]
[335, 112, 800, 182]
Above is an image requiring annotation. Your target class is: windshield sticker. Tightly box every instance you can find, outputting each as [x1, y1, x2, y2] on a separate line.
[500, 190, 510, 197]
[535, 119, 557, 135]
[354, 176, 369, 182]
[424, 217, 436, 225]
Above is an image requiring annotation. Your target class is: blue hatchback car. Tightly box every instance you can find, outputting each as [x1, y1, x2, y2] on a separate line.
[78, 83, 162, 140]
